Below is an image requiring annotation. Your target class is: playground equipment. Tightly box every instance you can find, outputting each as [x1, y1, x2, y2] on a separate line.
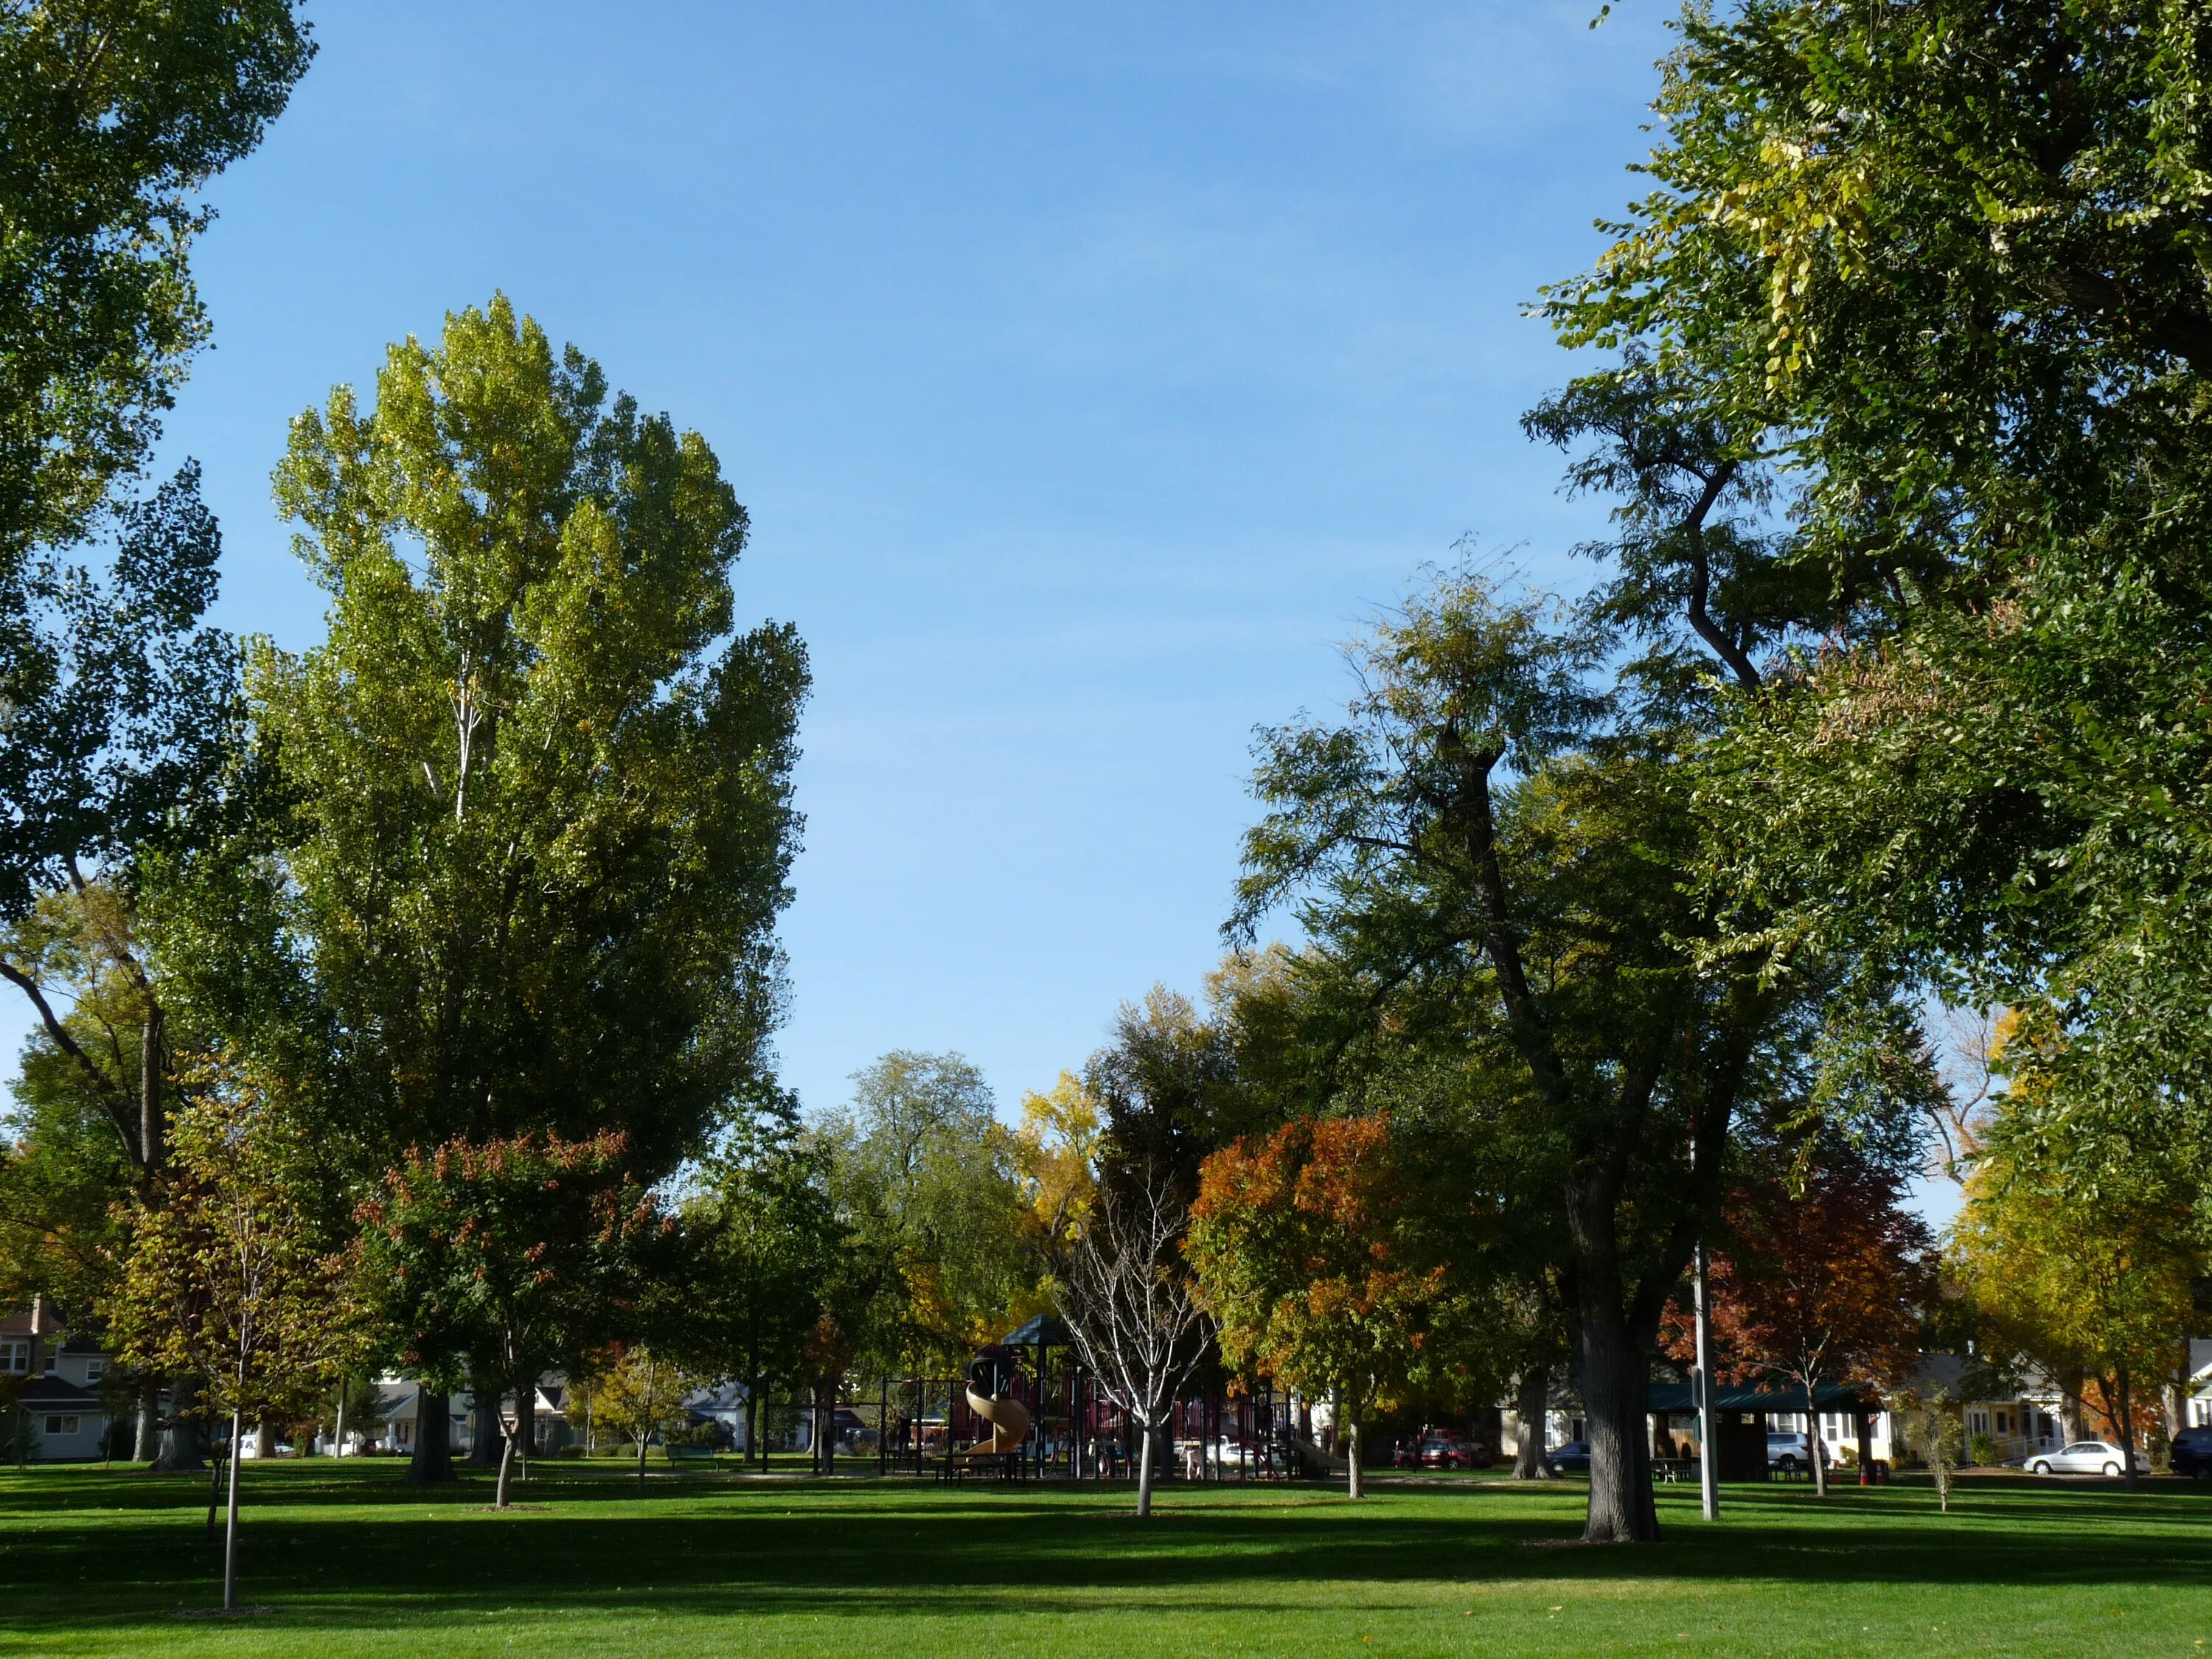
[964, 1355, 1032, 1455]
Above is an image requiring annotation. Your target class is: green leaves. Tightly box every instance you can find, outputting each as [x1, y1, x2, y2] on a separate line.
[0, 1, 314, 573]
[246, 295, 807, 1177]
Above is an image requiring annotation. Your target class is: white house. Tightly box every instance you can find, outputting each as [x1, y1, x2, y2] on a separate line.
[4, 1298, 116, 1462]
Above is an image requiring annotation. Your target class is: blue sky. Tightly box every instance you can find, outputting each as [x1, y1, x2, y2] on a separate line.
[21, 4, 1702, 1118]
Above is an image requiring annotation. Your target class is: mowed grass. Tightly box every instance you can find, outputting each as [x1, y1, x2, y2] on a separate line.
[3, 1461, 2207, 1658]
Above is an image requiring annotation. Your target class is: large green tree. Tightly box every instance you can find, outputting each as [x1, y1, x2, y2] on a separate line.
[1540, 0, 2212, 1234]
[180, 296, 806, 1475]
[1231, 569, 1933, 1542]
[0, 0, 311, 574]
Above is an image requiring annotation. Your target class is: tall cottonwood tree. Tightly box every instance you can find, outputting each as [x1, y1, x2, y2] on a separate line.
[225, 296, 806, 1476]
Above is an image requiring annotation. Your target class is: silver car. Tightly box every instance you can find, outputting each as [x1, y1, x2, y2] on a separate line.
[2026, 1440, 2128, 1477]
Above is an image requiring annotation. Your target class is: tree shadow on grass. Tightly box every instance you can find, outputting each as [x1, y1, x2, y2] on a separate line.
[2, 1467, 2205, 1637]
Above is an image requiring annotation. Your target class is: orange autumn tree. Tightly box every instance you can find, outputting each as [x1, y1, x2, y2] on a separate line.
[1665, 1155, 1933, 1497]
[1187, 1113, 1487, 1498]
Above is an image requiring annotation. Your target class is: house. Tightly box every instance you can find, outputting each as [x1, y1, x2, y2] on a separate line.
[3, 1297, 117, 1462]
[2186, 1340, 2212, 1428]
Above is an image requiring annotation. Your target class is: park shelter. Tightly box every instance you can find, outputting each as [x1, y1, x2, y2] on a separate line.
[1646, 1380, 1885, 1478]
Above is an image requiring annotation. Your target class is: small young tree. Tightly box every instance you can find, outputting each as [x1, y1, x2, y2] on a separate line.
[1897, 1387, 1965, 1514]
[585, 1346, 700, 1492]
[108, 1062, 372, 1610]
[358, 1130, 661, 1509]
[1056, 1167, 1209, 1517]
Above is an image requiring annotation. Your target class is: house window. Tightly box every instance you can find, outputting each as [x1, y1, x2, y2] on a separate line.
[1996, 1411, 2011, 1434]
[44, 1415, 78, 1436]
[0, 1340, 26, 1374]
[1969, 1411, 1989, 1433]
[85, 1359, 105, 1381]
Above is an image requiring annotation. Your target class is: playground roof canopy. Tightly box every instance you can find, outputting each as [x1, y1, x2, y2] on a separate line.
[1001, 1314, 1072, 1349]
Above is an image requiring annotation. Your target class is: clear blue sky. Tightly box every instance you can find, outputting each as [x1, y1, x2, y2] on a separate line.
[22, 4, 1703, 1119]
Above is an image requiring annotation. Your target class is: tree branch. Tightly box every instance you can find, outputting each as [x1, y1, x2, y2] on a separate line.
[0, 959, 142, 1166]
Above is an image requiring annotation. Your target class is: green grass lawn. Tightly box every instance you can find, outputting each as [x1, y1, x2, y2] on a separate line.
[3, 1461, 2205, 1658]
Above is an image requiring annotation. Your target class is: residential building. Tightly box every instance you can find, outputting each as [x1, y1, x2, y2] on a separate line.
[3, 1298, 116, 1462]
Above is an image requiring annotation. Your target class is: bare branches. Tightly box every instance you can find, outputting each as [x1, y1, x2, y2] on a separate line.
[1058, 1168, 1211, 1439]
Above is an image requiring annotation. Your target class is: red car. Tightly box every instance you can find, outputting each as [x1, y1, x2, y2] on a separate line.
[1394, 1430, 1493, 1470]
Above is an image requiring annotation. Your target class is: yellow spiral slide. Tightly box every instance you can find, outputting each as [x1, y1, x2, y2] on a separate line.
[964, 1379, 1032, 1455]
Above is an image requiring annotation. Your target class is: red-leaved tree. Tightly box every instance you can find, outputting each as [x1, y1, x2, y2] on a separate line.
[1665, 1156, 1933, 1497]
[358, 1131, 666, 1506]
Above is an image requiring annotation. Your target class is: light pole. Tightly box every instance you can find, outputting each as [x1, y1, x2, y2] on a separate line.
[1693, 1239, 1719, 1522]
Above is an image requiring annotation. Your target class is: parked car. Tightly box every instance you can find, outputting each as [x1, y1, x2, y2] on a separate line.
[1766, 1431, 1818, 1472]
[1392, 1430, 1494, 1470]
[2027, 1440, 2129, 1477]
[2171, 1426, 2212, 1481]
[1547, 1439, 1591, 1475]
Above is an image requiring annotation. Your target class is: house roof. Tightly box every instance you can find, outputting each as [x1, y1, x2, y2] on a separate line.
[0, 1306, 63, 1338]
[13, 1374, 101, 1410]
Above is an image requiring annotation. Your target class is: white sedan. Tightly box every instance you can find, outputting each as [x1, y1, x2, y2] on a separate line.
[2026, 1441, 2129, 1477]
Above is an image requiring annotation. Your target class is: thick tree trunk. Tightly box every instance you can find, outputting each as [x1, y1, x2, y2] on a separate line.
[1513, 1367, 1554, 1480]
[495, 1423, 517, 1509]
[816, 1377, 835, 1475]
[1135, 1415, 1155, 1517]
[466, 1380, 499, 1465]
[1346, 1416, 1364, 1500]
[636, 1433, 650, 1493]
[2059, 1378, 2087, 1444]
[406, 1389, 456, 1484]
[1576, 1308, 1659, 1544]
[134, 1377, 160, 1464]
[745, 1374, 760, 1471]
[153, 1378, 206, 1472]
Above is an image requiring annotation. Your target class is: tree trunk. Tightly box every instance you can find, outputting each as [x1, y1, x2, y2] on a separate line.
[1135, 1414, 1155, 1517]
[135, 1376, 160, 1464]
[1513, 1366, 1554, 1480]
[745, 1374, 760, 1471]
[495, 1422, 517, 1509]
[223, 1405, 243, 1611]
[205, 1434, 226, 1538]
[333, 1391, 346, 1460]
[406, 1389, 456, 1485]
[1807, 1380, 1828, 1498]
[637, 1433, 650, 1494]
[515, 1383, 535, 1483]
[2116, 1368, 2138, 1489]
[1576, 1307, 1659, 1544]
[154, 1377, 206, 1472]
[2059, 1378, 2087, 1445]
[816, 1377, 835, 1475]
[1346, 1416, 1364, 1500]
[466, 1379, 498, 1465]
